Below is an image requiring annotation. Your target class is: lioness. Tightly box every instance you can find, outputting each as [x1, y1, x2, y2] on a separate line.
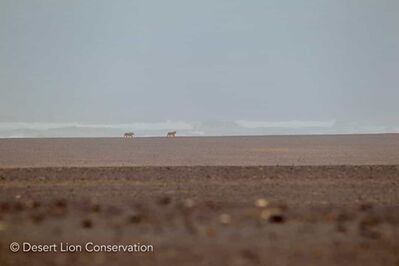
[167, 131, 176, 137]
[124, 132, 135, 138]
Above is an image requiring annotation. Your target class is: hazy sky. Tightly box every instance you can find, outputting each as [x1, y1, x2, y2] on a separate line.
[1, 0, 398, 124]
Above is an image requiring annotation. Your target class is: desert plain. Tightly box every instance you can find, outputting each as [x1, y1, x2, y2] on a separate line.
[0, 134, 399, 266]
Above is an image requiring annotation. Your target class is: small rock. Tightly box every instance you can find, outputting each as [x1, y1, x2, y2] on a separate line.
[82, 218, 93, 229]
[260, 208, 285, 223]
[219, 213, 231, 225]
[255, 198, 269, 208]
[30, 201, 41, 209]
[205, 200, 219, 210]
[360, 216, 380, 227]
[15, 195, 21, 200]
[336, 212, 351, 222]
[55, 199, 67, 209]
[358, 216, 380, 238]
[183, 199, 195, 209]
[359, 203, 373, 211]
[128, 212, 142, 224]
[269, 214, 285, 223]
[157, 196, 171, 206]
[91, 204, 101, 213]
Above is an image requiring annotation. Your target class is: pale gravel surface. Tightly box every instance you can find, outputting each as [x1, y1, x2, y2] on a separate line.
[1, 134, 399, 167]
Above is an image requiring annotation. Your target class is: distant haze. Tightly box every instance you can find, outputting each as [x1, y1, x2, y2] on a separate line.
[1, 0, 398, 136]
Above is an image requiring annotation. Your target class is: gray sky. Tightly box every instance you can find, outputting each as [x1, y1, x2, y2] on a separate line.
[1, 0, 398, 124]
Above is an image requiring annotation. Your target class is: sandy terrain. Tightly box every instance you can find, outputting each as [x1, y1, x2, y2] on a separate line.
[1, 135, 399, 266]
[1, 134, 399, 167]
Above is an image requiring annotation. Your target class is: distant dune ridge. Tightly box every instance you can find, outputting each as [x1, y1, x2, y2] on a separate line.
[0, 120, 398, 138]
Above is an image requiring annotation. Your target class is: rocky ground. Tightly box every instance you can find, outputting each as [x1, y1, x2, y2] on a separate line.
[1, 166, 399, 266]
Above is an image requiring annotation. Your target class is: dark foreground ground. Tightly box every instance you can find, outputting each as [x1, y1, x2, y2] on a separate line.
[1, 166, 399, 266]
[0, 135, 399, 265]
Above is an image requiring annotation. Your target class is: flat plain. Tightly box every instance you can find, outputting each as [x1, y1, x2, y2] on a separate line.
[0, 134, 399, 266]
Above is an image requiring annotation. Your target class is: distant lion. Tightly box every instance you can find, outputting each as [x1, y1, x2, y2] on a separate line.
[124, 132, 135, 138]
[167, 131, 176, 137]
